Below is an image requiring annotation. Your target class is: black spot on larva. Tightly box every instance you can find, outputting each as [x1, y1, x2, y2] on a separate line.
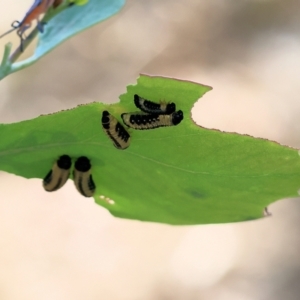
[73, 156, 96, 197]
[136, 115, 142, 125]
[88, 175, 96, 191]
[121, 111, 182, 130]
[43, 170, 53, 185]
[127, 114, 135, 124]
[115, 123, 130, 142]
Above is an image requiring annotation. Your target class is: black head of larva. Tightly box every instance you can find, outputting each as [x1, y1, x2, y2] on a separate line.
[102, 111, 110, 129]
[75, 156, 91, 172]
[165, 103, 176, 114]
[172, 110, 184, 125]
[134, 94, 141, 106]
[57, 155, 72, 170]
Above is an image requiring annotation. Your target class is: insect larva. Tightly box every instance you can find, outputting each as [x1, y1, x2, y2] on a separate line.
[101, 110, 131, 149]
[73, 156, 96, 197]
[134, 94, 176, 114]
[43, 154, 72, 192]
[121, 110, 184, 130]
[0, 0, 55, 51]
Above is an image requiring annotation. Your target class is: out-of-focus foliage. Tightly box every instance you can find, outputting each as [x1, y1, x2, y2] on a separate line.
[0, 0, 125, 80]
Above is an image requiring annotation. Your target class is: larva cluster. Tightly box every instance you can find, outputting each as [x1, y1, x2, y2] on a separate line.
[101, 94, 183, 147]
[43, 155, 95, 198]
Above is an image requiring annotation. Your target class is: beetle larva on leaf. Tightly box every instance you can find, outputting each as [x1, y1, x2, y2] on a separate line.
[121, 110, 184, 130]
[101, 110, 131, 149]
[73, 156, 96, 197]
[43, 154, 72, 192]
[134, 94, 176, 115]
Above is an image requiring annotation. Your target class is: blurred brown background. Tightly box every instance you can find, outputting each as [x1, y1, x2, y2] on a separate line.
[0, 0, 300, 299]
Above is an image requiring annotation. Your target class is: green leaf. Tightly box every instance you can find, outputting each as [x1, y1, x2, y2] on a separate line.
[0, 0, 125, 79]
[0, 74, 299, 225]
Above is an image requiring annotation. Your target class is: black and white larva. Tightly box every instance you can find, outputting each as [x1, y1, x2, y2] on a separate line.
[102, 110, 131, 149]
[121, 110, 184, 130]
[43, 154, 72, 192]
[134, 94, 176, 115]
[73, 156, 96, 198]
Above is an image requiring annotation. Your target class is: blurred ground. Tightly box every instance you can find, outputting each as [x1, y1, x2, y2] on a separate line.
[0, 0, 300, 299]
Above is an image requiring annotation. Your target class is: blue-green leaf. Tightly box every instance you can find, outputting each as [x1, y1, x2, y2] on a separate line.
[0, 0, 125, 79]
